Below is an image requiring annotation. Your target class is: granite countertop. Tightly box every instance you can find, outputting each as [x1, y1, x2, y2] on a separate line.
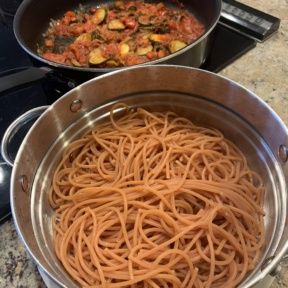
[0, 0, 287, 287]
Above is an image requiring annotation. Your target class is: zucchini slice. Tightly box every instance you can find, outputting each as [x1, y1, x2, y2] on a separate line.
[70, 59, 81, 67]
[89, 48, 107, 65]
[169, 40, 187, 53]
[136, 45, 153, 56]
[92, 8, 106, 25]
[149, 34, 168, 43]
[128, 6, 137, 12]
[108, 19, 125, 30]
[106, 59, 120, 67]
[119, 43, 130, 56]
[138, 15, 151, 26]
[76, 33, 92, 42]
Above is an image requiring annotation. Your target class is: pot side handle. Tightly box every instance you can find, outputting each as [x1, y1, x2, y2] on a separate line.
[1, 106, 49, 167]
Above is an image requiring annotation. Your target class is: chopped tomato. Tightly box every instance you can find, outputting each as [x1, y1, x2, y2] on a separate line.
[65, 11, 76, 18]
[180, 16, 204, 36]
[42, 52, 66, 63]
[71, 25, 85, 35]
[146, 51, 157, 60]
[102, 43, 119, 58]
[108, 11, 117, 20]
[157, 50, 166, 58]
[63, 11, 77, 25]
[83, 21, 97, 33]
[44, 39, 54, 48]
[168, 20, 179, 30]
[124, 18, 137, 29]
[125, 54, 146, 66]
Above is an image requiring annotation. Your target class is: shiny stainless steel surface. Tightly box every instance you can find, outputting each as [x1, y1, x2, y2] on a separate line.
[1, 106, 48, 167]
[10, 65, 288, 287]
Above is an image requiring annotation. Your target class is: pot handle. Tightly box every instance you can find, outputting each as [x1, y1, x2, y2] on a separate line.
[1, 106, 49, 167]
[0, 67, 52, 94]
[0, 66, 77, 95]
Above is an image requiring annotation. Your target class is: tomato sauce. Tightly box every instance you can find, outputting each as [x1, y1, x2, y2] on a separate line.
[39, 0, 205, 68]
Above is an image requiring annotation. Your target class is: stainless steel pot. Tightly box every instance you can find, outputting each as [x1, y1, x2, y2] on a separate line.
[2, 65, 288, 287]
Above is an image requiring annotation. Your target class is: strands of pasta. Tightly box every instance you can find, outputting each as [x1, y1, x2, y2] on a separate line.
[49, 104, 265, 288]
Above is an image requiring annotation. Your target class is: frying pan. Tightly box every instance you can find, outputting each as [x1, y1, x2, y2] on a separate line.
[13, 0, 221, 73]
[2, 65, 288, 287]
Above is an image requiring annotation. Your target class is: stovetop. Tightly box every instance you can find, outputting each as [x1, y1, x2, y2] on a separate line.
[0, 0, 273, 223]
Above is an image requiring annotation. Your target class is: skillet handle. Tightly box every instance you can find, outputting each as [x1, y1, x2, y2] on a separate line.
[1, 106, 48, 167]
[0, 67, 52, 94]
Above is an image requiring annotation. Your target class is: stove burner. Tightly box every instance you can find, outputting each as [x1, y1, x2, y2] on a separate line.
[202, 24, 256, 72]
[0, 0, 22, 15]
[0, 0, 22, 27]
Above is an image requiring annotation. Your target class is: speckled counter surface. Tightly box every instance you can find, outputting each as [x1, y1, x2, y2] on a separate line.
[0, 0, 287, 287]
[220, 0, 288, 285]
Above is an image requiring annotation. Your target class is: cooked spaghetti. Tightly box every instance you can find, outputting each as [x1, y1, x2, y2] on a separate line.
[49, 103, 265, 288]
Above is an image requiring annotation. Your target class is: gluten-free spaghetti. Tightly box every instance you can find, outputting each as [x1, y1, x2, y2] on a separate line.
[49, 104, 265, 287]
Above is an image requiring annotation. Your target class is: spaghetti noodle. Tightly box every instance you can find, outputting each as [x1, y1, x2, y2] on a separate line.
[49, 103, 265, 287]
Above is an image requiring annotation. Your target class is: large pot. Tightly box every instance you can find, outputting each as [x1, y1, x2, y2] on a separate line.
[3, 65, 288, 287]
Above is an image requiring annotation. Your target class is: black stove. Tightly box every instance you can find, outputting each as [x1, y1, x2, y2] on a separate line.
[0, 0, 279, 223]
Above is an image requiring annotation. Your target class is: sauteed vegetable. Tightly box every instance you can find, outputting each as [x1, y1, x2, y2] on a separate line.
[38, 0, 205, 67]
